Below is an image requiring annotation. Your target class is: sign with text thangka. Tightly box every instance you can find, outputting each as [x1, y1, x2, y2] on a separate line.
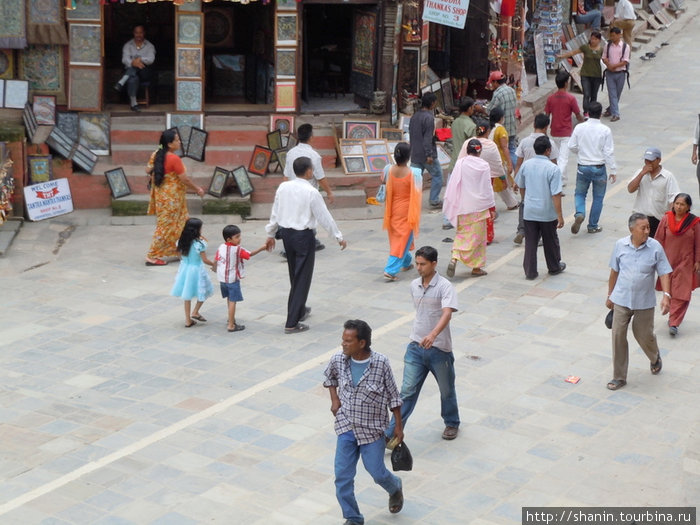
[24, 179, 74, 221]
[422, 0, 471, 29]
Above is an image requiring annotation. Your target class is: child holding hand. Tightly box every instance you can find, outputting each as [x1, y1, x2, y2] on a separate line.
[215, 225, 268, 332]
[171, 218, 215, 327]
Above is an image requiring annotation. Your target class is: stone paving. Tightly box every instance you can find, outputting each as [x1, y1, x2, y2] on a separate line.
[2, 9, 700, 524]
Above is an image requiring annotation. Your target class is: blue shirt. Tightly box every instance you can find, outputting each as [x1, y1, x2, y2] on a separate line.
[609, 236, 673, 310]
[515, 155, 562, 222]
[350, 358, 370, 387]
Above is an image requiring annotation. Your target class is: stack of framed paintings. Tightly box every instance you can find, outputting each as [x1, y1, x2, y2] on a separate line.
[338, 138, 394, 175]
[44, 124, 98, 174]
[274, 0, 298, 112]
[166, 113, 204, 156]
[23, 102, 54, 145]
[205, 166, 254, 198]
[175, 10, 205, 111]
[67, 5, 103, 111]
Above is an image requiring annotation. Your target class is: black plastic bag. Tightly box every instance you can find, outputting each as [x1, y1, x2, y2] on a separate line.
[391, 441, 413, 471]
[605, 309, 613, 330]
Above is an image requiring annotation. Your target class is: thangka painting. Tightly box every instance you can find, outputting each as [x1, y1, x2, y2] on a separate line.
[66, 0, 101, 21]
[177, 13, 203, 46]
[0, 50, 14, 80]
[0, 0, 27, 49]
[176, 80, 203, 112]
[68, 67, 102, 111]
[27, 0, 68, 45]
[18, 45, 65, 104]
[56, 111, 80, 141]
[69, 24, 102, 66]
[176, 48, 202, 79]
[352, 11, 376, 75]
[78, 112, 110, 156]
[275, 14, 297, 46]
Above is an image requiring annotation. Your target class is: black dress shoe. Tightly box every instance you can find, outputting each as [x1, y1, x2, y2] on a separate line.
[549, 262, 566, 275]
[130, 104, 141, 112]
[113, 82, 123, 92]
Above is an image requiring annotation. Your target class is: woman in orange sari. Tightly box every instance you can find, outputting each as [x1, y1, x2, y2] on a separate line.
[382, 142, 423, 280]
[654, 193, 700, 336]
[145, 129, 205, 266]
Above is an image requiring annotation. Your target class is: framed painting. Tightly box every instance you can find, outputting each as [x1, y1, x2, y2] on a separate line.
[399, 115, 411, 134]
[167, 112, 204, 130]
[78, 112, 110, 156]
[56, 112, 80, 141]
[275, 13, 298, 46]
[365, 142, 390, 155]
[46, 127, 76, 160]
[68, 67, 102, 111]
[343, 119, 380, 139]
[179, 0, 202, 11]
[270, 114, 294, 134]
[4, 80, 29, 109]
[399, 46, 420, 95]
[275, 47, 296, 79]
[366, 154, 392, 173]
[177, 13, 203, 46]
[273, 149, 287, 171]
[342, 156, 368, 174]
[204, 8, 234, 48]
[275, 81, 296, 112]
[18, 45, 65, 103]
[28, 155, 52, 184]
[176, 47, 202, 79]
[231, 166, 254, 197]
[267, 130, 283, 151]
[104, 167, 131, 199]
[185, 127, 208, 162]
[381, 128, 403, 141]
[208, 167, 229, 198]
[351, 11, 376, 76]
[436, 143, 451, 169]
[276, 0, 298, 10]
[33, 95, 56, 125]
[441, 78, 454, 111]
[66, 0, 102, 21]
[72, 143, 98, 174]
[0, 80, 4, 109]
[0, 49, 14, 80]
[69, 24, 102, 66]
[339, 139, 364, 156]
[248, 146, 273, 176]
[286, 133, 298, 149]
[176, 80, 203, 112]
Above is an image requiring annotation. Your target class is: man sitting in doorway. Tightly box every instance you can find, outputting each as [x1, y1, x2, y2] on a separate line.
[114, 24, 156, 112]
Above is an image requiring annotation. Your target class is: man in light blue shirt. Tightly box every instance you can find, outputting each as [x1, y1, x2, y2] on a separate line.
[605, 213, 673, 391]
[515, 136, 565, 280]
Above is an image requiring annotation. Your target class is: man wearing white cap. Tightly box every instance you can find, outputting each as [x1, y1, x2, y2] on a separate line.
[627, 147, 680, 237]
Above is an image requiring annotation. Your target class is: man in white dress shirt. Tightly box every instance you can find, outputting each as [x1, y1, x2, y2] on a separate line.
[284, 124, 335, 251]
[567, 102, 617, 234]
[266, 157, 347, 333]
[113, 25, 156, 112]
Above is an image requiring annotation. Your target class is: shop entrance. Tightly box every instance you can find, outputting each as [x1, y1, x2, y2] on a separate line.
[302, 3, 376, 112]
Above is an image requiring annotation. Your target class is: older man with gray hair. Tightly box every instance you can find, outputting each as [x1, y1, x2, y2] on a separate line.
[605, 213, 673, 391]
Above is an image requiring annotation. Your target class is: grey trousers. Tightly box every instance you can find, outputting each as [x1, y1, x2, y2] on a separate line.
[611, 305, 660, 381]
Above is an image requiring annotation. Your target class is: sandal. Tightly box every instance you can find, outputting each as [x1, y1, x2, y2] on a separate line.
[471, 268, 488, 277]
[145, 259, 167, 266]
[383, 272, 399, 281]
[606, 379, 626, 390]
[185, 320, 197, 328]
[227, 324, 245, 332]
[284, 323, 309, 334]
[191, 314, 207, 322]
[650, 356, 662, 375]
[388, 483, 403, 514]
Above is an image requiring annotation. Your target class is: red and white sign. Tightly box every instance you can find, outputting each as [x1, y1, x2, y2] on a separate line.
[24, 179, 74, 221]
[422, 0, 471, 29]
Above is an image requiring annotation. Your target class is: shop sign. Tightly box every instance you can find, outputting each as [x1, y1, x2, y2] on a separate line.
[24, 179, 74, 221]
[422, 0, 470, 29]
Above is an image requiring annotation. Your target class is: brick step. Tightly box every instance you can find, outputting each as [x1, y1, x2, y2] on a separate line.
[248, 198, 385, 221]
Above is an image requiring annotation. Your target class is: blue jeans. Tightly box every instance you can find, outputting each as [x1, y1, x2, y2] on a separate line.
[384, 232, 413, 276]
[386, 341, 460, 437]
[606, 71, 626, 118]
[574, 164, 607, 229]
[574, 9, 601, 29]
[412, 160, 443, 204]
[508, 135, 518, 170]
[334, 431, 401, 524]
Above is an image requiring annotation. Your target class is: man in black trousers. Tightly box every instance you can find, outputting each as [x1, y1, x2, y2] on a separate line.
[265, 157, 347, 333]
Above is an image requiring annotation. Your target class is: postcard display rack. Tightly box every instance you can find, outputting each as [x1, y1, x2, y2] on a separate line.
[531, 0, 563, 71]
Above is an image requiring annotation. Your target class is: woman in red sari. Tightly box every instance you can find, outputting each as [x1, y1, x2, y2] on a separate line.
[654, 193, 700, 336]
[145, 129, 205, 266]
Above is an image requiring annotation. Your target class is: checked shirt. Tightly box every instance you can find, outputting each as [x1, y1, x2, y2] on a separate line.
[323, 350, 402, 445]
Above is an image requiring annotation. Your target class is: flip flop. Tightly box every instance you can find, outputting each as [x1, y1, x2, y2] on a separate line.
[650, 356, 662, 375]
[227, 324, 245, 332]
[383, 272, 399, 281]
[145, 259, 167, 266]
[284, 323, 309, 334]
[191, 315, 207, 322]
[185, 320, 197, 328]
[606, 379, 626, 390]
[471, 268, 488, 277]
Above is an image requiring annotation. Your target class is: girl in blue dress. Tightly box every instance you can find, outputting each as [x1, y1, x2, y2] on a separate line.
[171, 218, 215, 327]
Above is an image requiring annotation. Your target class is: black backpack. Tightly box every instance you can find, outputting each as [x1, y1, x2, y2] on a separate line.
[602, 40, 631, 90]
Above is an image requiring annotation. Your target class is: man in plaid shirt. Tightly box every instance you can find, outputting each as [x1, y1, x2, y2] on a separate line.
[484, 71, 519, 167]
[324, 319, 404, 525]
